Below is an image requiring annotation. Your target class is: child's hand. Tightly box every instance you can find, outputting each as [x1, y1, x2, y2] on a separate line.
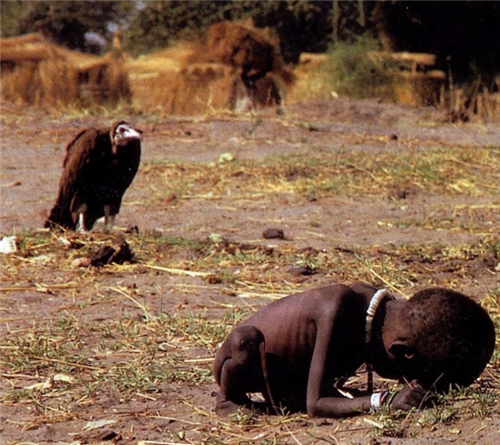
[387, 381, 428, 411]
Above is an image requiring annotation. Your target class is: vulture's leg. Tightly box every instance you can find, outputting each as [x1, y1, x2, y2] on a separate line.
[103, 205, 115, 232]
[76, 213, 87, 233]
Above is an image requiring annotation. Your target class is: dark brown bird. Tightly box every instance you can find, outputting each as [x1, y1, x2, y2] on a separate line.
[45, 121, 142, 231]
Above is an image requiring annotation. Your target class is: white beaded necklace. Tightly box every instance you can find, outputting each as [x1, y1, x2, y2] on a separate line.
[366, 288, 395, 393]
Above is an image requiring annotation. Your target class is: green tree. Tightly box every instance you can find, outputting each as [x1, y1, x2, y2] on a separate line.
[123, 1, 375, 61]
[1, 1, 31, 37]
[373, 0, 500, 83]
[123, 0, 233, 56]
[4, 1, 134, 52]
[244, 0, 376, 63]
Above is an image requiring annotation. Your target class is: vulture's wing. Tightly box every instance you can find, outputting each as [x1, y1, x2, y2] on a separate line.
[45, 129, 110, 228]
[60, 128, 111, 209]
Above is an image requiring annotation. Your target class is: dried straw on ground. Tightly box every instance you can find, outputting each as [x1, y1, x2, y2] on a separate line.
[1, 33, 130, 108]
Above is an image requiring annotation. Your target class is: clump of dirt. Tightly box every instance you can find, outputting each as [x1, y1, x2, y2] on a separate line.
[88, 234, 134, 267]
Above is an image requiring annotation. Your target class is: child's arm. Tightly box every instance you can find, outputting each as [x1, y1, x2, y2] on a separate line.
[305, 298, 427, 417]
[307, 380, 428, 417]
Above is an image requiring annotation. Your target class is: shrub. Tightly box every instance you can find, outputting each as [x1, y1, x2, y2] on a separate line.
[323, 35, 399, 101]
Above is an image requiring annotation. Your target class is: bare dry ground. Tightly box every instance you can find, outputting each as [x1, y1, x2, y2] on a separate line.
[1, 97, 499, 445]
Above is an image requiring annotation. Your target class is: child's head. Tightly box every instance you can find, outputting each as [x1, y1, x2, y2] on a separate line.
[395, 288, 495, 391]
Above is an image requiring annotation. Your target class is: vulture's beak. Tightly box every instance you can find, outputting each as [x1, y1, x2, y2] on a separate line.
[122, 127, 142, 141]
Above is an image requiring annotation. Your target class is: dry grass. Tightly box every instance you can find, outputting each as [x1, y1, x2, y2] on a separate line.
[140, 144, 500, 202]
[1, 107, 499, 442]
[0, 33, 130, 109]
[126, 20, 293, 115]
[445, 79, 500, 123]
[126, 46, 247, 115]
[126, 42, 196, 112]
[3, 30, 498, 124]
[1, 225, 499, 441]
[482, 289, 500, 368]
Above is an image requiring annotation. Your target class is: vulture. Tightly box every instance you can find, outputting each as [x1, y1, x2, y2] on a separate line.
[45, 121, 142, 231]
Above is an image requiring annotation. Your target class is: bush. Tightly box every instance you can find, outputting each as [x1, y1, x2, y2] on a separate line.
[323, 35, 399, 101]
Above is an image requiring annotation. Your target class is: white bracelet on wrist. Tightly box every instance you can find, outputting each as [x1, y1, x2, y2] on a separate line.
[370, 392, 384, 410]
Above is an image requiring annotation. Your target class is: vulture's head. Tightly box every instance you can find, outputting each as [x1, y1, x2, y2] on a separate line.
[111, 121, 142, 148]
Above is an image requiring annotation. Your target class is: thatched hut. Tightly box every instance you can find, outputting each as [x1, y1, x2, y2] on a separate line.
[1, 33, 130, 108]
[127, 21, 294, 115]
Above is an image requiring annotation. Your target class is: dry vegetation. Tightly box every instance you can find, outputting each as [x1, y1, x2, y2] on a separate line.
[1, 19, 500, 442]
[141, 145, 499, 200]
[0, 22, 292, 115]
[2, 23, 500, 121]
[0, 33, 130, 109]
[127, 21, 293, 115]
[1, 227, 499, 443]
[1, 97, 499, 443]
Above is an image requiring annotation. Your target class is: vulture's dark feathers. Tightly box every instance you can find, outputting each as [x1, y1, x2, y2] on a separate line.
[45, 121, 142, 231]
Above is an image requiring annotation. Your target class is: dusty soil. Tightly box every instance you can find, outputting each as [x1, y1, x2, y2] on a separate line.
[1, 97, 499, 445]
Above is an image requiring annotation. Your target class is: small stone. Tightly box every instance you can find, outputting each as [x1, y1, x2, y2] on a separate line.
[88, 237, 134, 267]
[209, 233, 224, 243]
[164, 193, 177, 204]
[262, 228, 285, 239]
[218, 152, 235, 164]
[0, 236, 17, 254]
[125, 224, 139, 234]
[288, 264, 316, 276]
[71, 257, 91, 267]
